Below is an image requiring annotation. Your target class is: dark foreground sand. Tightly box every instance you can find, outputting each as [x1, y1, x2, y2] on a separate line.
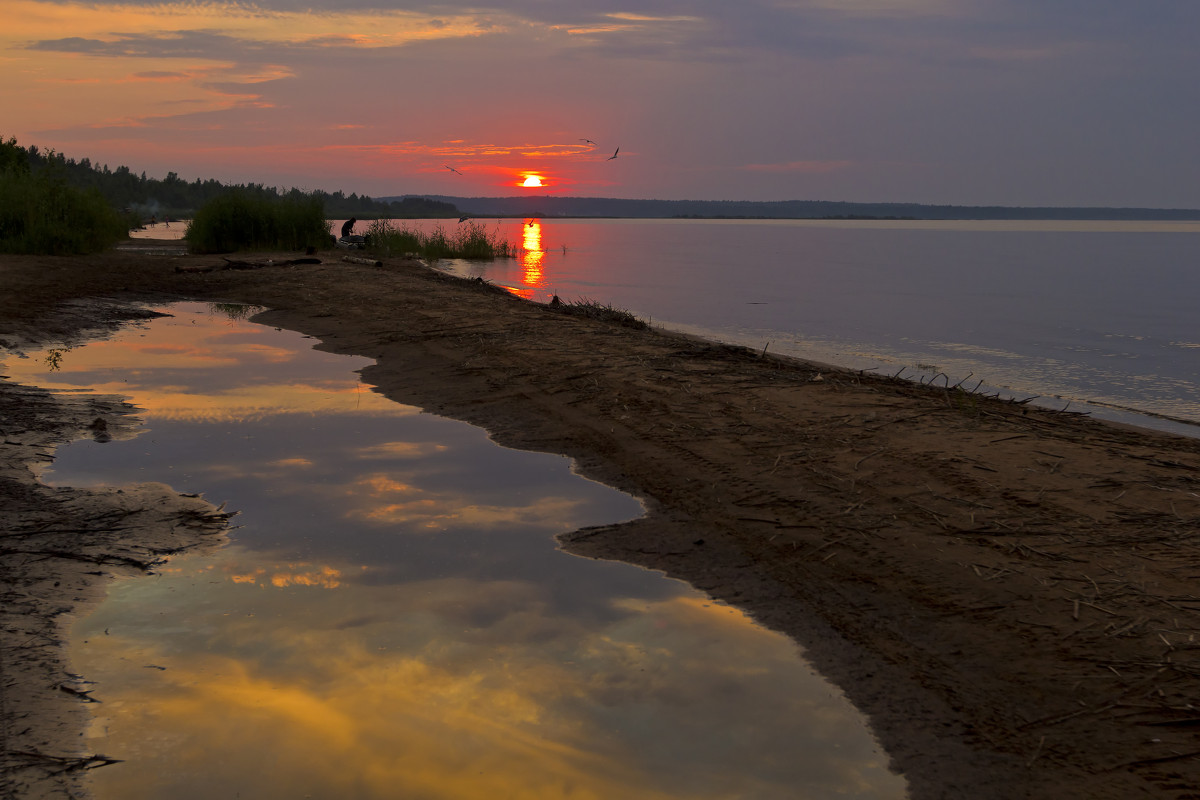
[3, 240, 1200, 799]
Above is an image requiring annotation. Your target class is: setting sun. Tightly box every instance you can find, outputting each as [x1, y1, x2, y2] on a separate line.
[520, 174, 544, 188]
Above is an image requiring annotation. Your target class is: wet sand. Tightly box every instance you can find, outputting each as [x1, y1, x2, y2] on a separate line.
[3, 241, 1200, 798]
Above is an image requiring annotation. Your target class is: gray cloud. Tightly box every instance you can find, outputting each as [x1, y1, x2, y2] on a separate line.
[30, 30, 271, 59]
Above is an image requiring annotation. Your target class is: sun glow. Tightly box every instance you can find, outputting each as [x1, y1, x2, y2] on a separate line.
[520, 174, 544, 188]
[521, 220, 545, 292]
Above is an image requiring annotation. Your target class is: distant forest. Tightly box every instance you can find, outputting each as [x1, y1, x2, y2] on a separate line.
[0, 138, 457, 220]
[391, 195, 1200, 222]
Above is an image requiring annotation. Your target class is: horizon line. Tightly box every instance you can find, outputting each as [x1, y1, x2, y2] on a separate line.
[379, 194, 1200, 213]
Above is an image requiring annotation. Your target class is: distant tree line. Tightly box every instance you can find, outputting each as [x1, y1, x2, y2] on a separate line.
[401, 194, 1200, 221]
[0, 136, 458, 221]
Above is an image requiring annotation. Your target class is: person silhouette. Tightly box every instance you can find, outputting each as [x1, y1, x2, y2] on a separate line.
[341, 218, 356, 238]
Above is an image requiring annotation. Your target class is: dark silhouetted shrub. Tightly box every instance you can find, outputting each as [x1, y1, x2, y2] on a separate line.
[185, 190, 330, 254]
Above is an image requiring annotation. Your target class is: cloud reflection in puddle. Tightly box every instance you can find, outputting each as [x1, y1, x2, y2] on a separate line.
[5, 302, 905, 799]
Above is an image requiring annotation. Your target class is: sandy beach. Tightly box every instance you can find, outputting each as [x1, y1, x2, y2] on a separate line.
[3, 240, 1200, 799]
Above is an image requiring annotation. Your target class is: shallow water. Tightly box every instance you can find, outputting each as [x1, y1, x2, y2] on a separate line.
[4, 303, 906, 799]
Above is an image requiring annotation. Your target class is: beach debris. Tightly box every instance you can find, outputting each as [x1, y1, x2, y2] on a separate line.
[342, 255, 383, 267]
[57, 683, 99, 702]
[174, 256, 321, 274]
[87, 416, 111, 443]
[6, 750, 123, 772]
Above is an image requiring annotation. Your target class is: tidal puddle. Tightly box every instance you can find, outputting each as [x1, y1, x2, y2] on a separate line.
[6, 302, 906, 799]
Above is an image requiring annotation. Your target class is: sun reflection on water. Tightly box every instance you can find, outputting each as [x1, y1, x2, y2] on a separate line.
[516, 218, 546, 298]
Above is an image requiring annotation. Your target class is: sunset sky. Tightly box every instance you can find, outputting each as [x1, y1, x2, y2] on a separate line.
[3, 1, 1197, 206]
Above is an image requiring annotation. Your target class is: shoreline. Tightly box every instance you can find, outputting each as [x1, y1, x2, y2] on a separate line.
[0, 370, 231, 799]
[647, 316, 1200, 442]
[129, 222, 1200, 439]
[3, 242, 1200, 798]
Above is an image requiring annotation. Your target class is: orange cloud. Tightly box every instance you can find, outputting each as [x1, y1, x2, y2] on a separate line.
[78, 579, 904, 799]
[270, 565, 343, 588]
[6, 1, 494, 49]
[270, 457, 314, 468]
[2, 310, 422, 425]
[562, 11, 702, 36]
[228, 563, 344, 589]
[354, 441, 447, 460]
[87, 648, 679, 799]
[0, 0, 500, 137]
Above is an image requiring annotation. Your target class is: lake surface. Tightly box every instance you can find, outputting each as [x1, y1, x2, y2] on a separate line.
[392, 217, 1198, 436]
[4, 304, 905, 799]
[140, 217, 1200, 435]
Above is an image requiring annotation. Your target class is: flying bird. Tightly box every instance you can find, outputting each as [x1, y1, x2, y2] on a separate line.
[580, 138, 598, 146]
[458, 215, 470, 223]
[606, 147, 620, 161]
[444, 165, 463, 175]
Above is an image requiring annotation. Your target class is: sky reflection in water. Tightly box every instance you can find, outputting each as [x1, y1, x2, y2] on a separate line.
[7, 303, 905, 799]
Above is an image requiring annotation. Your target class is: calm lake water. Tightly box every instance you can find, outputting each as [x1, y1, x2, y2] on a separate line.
[379, 217, 1198, 436]
[142, 217, 1200, 435]
[4, 304, 905, 799]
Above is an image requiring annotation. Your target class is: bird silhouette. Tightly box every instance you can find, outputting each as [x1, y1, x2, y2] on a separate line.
[606, 147, 619, 161]
[444, 165, 463, 175]
[580, 138, 598, 146]
[458, 215, 470, 223]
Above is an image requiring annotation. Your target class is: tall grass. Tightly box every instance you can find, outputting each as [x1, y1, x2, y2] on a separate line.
[0, 162, 131, 254]
[185, 190, 329, 254]
[365, 219, 513, 260]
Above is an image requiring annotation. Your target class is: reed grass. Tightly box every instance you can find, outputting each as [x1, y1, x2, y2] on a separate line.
[549, 297, 648, 330]
[365, 219, 513, 260]
[0, 163, 131, 254]
[185, 190, 329, 254]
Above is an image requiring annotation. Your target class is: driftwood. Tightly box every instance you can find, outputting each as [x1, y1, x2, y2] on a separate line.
[342, 255, 383, 267]
[175, 257, 322, 274]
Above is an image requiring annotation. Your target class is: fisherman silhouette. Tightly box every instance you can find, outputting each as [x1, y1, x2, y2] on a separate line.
[341, 218, 356, 238]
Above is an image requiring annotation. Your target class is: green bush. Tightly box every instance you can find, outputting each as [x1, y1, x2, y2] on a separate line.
[0, 146, 131, 255]
[185, 190, 330, 254]
[365, 219, 512, 260]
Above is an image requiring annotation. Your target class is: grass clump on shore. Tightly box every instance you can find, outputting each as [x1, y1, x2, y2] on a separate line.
[0, 138, 131, 255]
[549, 296, 648, 330]
[365, 219, 513, 260]
[185, 190, 330, 254]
